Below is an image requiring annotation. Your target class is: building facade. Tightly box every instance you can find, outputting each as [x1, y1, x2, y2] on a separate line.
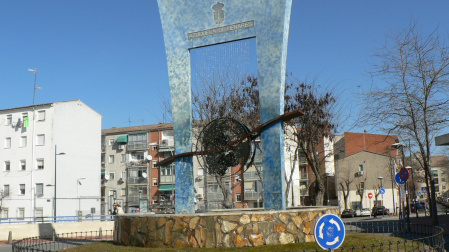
[0, 100, 102, 219]
[101, 124, 175, 214]
[334, 132, 400, 213]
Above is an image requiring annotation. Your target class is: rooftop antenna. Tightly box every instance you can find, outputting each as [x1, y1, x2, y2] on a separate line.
[28, 68, 41, 105]
[128, 116, 144, 126]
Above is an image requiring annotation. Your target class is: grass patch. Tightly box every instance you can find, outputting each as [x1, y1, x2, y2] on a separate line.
[65, 233, 420, 252]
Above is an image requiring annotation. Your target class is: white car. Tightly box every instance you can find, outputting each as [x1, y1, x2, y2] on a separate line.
[356, 208, 371, 217]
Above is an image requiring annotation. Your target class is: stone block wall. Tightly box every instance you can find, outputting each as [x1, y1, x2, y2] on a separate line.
[114, 207, 339, 248]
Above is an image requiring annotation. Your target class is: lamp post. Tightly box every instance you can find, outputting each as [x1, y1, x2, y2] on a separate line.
[378, 176, 383, 216]
[77, 177, 86, 212]
[326, 173, 331, 206]
[54, 146, 66, 221]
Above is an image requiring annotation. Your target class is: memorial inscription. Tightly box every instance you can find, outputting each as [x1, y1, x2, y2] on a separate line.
[187, 20, 255, 40]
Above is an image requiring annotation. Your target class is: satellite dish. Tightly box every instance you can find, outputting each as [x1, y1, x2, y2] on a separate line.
[105, 174, 110, 180]
[142, 172, 148, 178]
[146, 155, 153, 161]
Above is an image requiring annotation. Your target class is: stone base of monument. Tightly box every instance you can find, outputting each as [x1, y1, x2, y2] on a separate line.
[114, 207, 340, 248]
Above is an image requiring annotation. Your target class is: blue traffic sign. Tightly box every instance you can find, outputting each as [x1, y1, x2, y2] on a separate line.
[379, 188, 386, 194]
[395, 173, 405, 185]
[314, 214, 345, 250]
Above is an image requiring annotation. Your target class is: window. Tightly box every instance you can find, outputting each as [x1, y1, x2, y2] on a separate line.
[2, 208, 8, 219]
[20, 160, 26, 171]
[37, 159, 44, 170]
[4, 161, 10, 171]
[36, 134, 45, 146]
[121, 188, 126, 196]
[36, 183, 43, 196]
[37, 110, 45, 121]
[152, 146, 158, 150]
[152, 178, 158, 186]
[109, 139, 115, 146]
[236, 193, 242, 202]
[359, 165, 364, 172]
[35, 208, 43, 218]
[121, 171, 127, 179]
[109, 172, 115, 181]
[3, 185, 9, 196]
[18, 208, 25, 220]
[121, 154, 126, 162]
[5, 115, 12, 126]
[4, 138, 11, 149]
[153, 161, 157, 168]
[109, 155, 114, 164]
[19, 184, 25, 195]
[20, 136, 27, 147]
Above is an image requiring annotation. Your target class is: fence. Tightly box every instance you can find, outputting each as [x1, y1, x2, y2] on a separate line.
[0, 214, 115, 224]
[305, 221, 445, 252]
[12, 229, 114, 252]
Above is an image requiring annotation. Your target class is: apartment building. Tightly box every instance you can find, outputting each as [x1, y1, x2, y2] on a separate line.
[0, 100, 102, 219]
[101, 124, 176, 214]
[334, 132, 400, 213]
[413, 155, 449, 201]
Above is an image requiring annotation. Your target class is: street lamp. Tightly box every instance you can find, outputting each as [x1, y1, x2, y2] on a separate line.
[77, 177, 86, 212]
[378, 176, 383, 215]
[54, 145, 66, 220]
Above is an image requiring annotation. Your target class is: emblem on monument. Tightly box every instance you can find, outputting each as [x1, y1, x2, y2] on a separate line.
[212, 2, 224, 24]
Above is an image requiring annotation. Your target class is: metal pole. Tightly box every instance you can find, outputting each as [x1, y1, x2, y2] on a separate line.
[54, 146, 57, 222]
[326, 174, 329, 206]
[402, 145, 410, 230]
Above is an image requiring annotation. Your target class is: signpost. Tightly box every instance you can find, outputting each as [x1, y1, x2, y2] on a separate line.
[368, 192, 373, 199]
[379, 188, 385, 195]
[314, 214, 345, 250]
[399, 167, 410, 182]
[395, 173, 405, 185]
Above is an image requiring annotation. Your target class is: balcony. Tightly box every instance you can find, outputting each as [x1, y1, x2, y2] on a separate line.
[128, 194, 148, 206]
[207, 193, 224, 201]
[127, 142, 147, 150]
[159, 139, 174, 152]
[127, 177, 148, 184]
[127, 160, 147, 167]
[300, 173, 309, 180]
[244, 191, 262, 200]
[160, 175, 175, 184]
[243, 171, 262, 181]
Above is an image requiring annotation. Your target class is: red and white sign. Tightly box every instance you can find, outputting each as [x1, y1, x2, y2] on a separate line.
[368, 192, 373, 199]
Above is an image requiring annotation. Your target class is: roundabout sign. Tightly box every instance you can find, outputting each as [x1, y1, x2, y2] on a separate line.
[314, 214, 345, 250]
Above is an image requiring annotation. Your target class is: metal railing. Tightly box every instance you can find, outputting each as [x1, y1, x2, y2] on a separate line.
[290, 221, 445, 252]
[12, 229, 114, 252]
[0, 215, 115, 224]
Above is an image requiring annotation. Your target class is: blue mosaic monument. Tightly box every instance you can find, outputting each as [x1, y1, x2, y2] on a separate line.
[158, 0, 292, 213]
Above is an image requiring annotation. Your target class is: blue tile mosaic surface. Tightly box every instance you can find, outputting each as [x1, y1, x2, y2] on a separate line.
[158, 0, 292, 212]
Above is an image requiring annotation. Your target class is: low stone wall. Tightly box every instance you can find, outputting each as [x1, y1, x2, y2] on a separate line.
[114, 207, 339, 248]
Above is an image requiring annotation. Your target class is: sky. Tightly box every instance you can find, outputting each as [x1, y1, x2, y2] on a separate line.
[1, 1, 448, 134]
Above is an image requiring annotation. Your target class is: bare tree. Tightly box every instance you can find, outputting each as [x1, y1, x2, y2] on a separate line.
[363, 22, 449, 225]
[192, 74, 260, 209]
[337, 163, 355, 209]
[284, 77, 338, 206]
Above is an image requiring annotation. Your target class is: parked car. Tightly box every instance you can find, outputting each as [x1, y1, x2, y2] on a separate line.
[341, 209, 356, 218]
[372, 206, 389, 216]
[356, 208, 371, 217]
[409, 202, 428, 213]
